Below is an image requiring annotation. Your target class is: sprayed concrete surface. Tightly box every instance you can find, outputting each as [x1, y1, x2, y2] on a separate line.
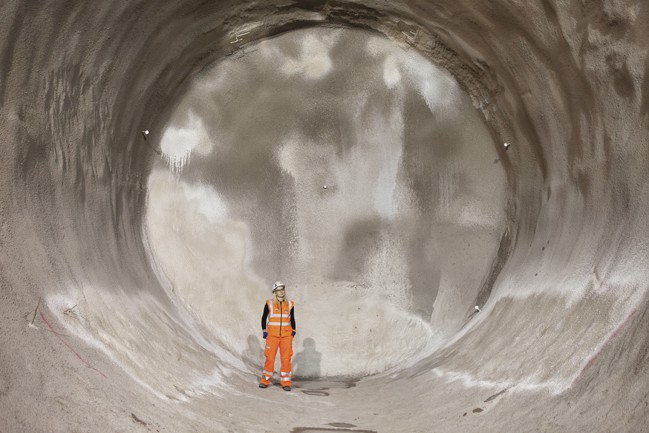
[1, 1, 648, 432]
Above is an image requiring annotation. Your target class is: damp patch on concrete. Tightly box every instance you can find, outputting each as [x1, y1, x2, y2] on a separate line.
[484, 388, 508, 402]
[291, 428, 376, 433]
[293, 377, 359, 396]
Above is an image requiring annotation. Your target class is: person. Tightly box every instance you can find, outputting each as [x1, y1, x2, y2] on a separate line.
[259, 281, 296, 391]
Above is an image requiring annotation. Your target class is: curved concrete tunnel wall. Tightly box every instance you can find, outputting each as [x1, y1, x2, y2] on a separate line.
[1, 1, 648, 432]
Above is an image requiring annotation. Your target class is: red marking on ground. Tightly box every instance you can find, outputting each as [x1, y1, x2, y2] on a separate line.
[574, 309, 637, 384]
[39, 311, 107, 378]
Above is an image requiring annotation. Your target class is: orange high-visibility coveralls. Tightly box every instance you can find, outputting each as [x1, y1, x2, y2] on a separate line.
[260, 299, 294, 387]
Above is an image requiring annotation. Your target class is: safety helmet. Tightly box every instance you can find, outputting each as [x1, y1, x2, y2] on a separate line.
[272, 281, 286, 292]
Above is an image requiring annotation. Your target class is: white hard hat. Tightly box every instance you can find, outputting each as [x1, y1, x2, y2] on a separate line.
[272, 281, 285, 292]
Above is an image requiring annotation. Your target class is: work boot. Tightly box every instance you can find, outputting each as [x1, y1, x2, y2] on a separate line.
[259, 383, 268, 389]
[282, 386, 291, 391]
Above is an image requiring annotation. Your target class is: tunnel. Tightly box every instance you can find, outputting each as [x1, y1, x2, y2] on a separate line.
[1, 1, 648, 432]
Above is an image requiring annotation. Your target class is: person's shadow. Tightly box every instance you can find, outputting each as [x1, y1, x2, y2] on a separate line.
[293, 337, 321, 379]
[243, 334, 263, 372]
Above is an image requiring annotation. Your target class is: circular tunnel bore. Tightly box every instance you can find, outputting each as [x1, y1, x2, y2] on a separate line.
[2, 1, 649, 432]
[145, 27, 507, 377]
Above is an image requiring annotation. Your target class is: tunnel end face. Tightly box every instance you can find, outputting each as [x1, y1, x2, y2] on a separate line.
[145, 22, 508, 376]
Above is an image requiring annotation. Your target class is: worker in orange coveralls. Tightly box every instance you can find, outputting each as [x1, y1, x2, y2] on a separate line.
[259, 281, 296, 391]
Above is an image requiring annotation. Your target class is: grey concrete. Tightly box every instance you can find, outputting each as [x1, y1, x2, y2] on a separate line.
[145, 27, 506, 377]
[1, 1, 648, 432]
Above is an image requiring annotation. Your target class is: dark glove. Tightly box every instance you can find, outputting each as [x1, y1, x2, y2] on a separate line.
[291, 331, 296, 337]
[263, 331, 268, 339]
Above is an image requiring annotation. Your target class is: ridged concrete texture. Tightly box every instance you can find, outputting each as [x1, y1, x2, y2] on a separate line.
[1, 1, 648, 432]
